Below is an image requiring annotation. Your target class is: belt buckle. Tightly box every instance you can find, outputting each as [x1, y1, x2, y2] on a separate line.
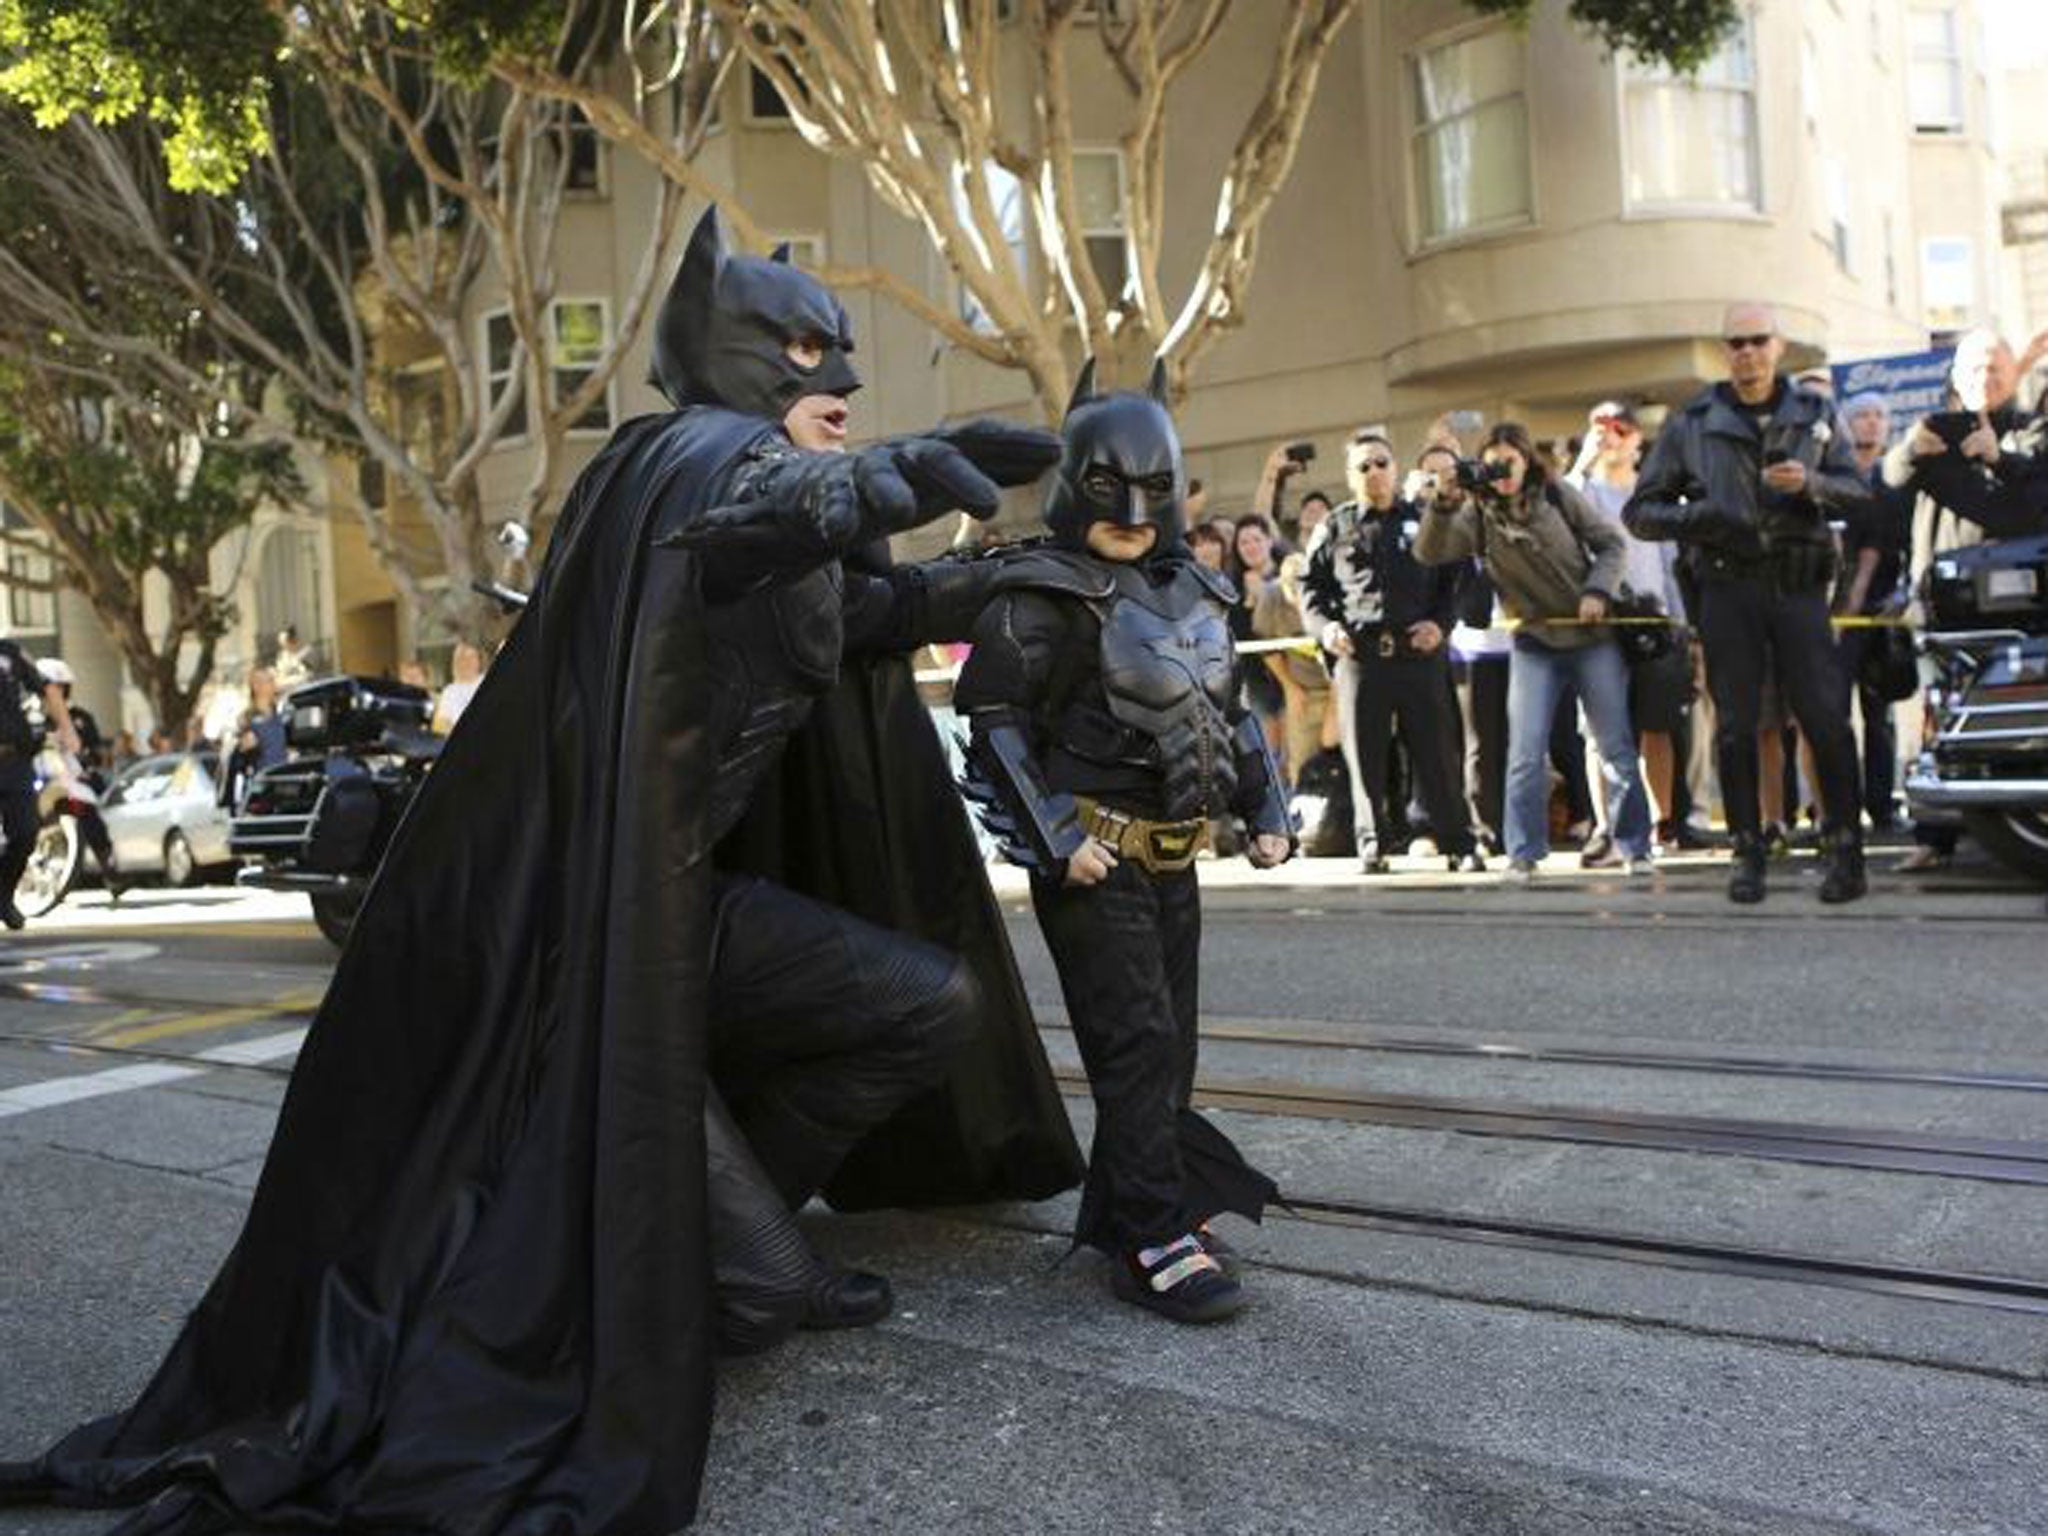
[1144, 821, 1203, 869]
[1378, 632, 1397, 660]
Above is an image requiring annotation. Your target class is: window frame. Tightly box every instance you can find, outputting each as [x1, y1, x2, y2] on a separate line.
[1907, 4, 1966, 135]
[555, 104, 608, 198]
[1069, 145, 1134, 303]
[479, 308, 530, 446]
[547, 296, 617, 439]
[1405, 22, 1537, 251]
[1614, 15, 1763, 220]
[1920, 235, 1976, 332]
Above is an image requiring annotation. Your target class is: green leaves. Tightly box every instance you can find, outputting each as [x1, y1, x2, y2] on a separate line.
[0, 0, 281, 190]
[1469, 0, 1743, 74]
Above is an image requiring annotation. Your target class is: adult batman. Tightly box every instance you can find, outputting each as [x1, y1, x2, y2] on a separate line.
[0, 209, 1078, 1535]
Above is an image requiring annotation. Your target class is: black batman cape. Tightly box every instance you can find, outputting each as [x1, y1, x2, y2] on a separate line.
[0, 404, 1069, 1535]
[718, 651, 1083, 1208]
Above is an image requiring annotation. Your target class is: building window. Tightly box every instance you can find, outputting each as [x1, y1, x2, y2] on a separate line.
[482, 310, 528, 441]
[554, 106, 606, 195]
[1909, 6, 1964, 133]
[1825, 158, 1853, 273]
[5, 550, 56, 635]
[1410, 28, 1532, 243]
[954, 159, 1028, 333]
[255, 526, 326, 664]
[1922, 237, 1975, 331]
[768, 233, 826, 269]
[1622, 22, 1759, 212]
[1071, 147, 1131, 299]
[549, 299, 614, 435]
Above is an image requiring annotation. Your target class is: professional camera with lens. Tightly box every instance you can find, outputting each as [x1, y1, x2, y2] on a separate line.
[1453, 457, 1513, 494]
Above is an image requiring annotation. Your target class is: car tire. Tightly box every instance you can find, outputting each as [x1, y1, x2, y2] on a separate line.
[163, 830, 198, 889]
[310, 891, 362, 947]
[1962, 808, 2048, 885]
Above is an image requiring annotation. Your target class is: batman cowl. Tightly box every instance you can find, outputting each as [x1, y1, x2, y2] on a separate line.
[650, 207, 861, 418]
[1043, 357, 1188, 555]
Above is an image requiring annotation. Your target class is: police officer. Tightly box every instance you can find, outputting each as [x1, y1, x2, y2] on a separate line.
[1300, 430, 1480, 874]
[1624, 303, 1872, 904]
[0, 637, 81, 929]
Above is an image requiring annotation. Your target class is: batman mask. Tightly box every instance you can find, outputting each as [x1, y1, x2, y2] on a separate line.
[649, 207, 861, 420]
[1043, 357, 1186, 554]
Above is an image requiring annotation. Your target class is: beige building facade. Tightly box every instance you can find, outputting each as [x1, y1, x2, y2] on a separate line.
[4, 0, 2018, 704]
[455, 0, 2008, 546]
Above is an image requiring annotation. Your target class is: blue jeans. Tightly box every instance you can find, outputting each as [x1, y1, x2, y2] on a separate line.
[1505, 637, 1649, 863]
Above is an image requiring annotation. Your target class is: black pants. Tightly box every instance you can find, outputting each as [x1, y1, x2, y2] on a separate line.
[0, 756, 38, 901]
[1347, 649, 1474, 858]
[1032, 859, 1272, 1254]
[1835, 630, 1898, 824]
[707, 872, 978, 1210]
[1696, 577, 1859, 840]
[1456, 656, 1509, 846]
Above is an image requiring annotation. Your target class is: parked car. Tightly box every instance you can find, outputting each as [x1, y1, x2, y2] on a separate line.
[101, 752, 235, 886]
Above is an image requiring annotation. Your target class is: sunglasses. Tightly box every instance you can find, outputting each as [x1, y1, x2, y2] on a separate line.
[1723, 333, 1774, 351]
[1354, 455, 1393, 470]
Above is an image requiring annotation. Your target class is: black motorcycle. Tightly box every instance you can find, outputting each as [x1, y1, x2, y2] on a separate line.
[1905, 532, 2048, 884]
[229, 674, 442, 944]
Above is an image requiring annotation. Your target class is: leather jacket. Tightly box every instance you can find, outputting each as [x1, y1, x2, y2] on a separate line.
[1624, 379, 1870, 571]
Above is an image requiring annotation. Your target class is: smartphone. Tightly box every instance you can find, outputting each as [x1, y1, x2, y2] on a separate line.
[1284, 440, 1317, 465]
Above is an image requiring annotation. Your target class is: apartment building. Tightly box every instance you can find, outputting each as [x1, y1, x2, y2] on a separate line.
[458, 0, 2009, 626]
[4, 0, 2014, 699]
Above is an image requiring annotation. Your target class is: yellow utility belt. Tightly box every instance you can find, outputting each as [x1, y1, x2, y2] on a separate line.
[1073, 795, 1211, 875]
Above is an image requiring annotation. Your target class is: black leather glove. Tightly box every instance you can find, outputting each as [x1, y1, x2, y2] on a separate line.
[851, 436, 1007, 536]
[926, 419, 1063, 489]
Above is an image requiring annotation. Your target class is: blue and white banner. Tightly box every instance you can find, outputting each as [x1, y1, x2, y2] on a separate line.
[1832, 348, 1955, 437]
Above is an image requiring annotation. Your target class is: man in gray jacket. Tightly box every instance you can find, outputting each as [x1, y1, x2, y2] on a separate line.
[1416, 422, 1651, 883]
[1623, 302, 1871, 904]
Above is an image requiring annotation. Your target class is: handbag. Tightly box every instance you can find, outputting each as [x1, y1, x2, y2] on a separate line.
[1609, 586, 1677, 666]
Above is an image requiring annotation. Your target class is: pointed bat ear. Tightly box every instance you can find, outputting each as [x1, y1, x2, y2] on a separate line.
[1065, 356, 1098, 418]
[1146, 356, 1170, 406]
[682, 205, 726, 289]
[770, 241, 793, 264]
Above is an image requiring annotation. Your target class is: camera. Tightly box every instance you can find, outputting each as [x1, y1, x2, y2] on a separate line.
[1453, 457, 1512, 493]
[1402, 469, 1441, 503]
[1283, 440, 1316, 466]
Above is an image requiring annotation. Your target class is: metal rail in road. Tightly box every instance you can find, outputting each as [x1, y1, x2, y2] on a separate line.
[1047, 1070, 2048, 1185]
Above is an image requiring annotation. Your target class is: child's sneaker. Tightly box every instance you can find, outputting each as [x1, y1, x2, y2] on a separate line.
[1112, 1234, 1244, 1323]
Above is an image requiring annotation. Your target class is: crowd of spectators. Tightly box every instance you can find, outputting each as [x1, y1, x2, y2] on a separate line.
[1190, 306, 2048, 901]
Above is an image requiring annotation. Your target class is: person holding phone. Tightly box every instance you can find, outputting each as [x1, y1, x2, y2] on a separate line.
[1623, 303, 1872, 905]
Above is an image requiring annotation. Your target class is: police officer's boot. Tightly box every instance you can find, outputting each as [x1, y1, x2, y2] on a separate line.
[1818, 828, 1868, 905]
[1727, 833, 1767, 905]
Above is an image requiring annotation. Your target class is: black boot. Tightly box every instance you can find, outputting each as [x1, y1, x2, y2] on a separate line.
[1819, 829, 1868, 905]
[1727, 833, 1767, 905]
[800, 1266, 893, 1331]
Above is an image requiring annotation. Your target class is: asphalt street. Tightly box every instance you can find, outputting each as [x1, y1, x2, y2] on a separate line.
[0, 847, 2042, 1535]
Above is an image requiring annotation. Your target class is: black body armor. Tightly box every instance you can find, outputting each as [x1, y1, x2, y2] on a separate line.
[956, 547, 1292, 873]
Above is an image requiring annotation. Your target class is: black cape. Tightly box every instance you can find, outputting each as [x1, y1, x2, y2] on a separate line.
[1, 405, 1075, 1534]
[719, 653, 1082, 1208]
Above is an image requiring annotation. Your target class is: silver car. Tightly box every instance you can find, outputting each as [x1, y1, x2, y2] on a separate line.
[102, 753, 234, 886]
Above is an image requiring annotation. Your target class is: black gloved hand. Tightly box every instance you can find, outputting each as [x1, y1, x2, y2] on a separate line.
[851, 436, 1007, 535]
[926, 418, 1063, 489]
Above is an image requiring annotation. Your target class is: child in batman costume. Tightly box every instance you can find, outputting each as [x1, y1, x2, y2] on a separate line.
[955, 361, 1295, 1324]
[0, 209, 1078, 1535]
